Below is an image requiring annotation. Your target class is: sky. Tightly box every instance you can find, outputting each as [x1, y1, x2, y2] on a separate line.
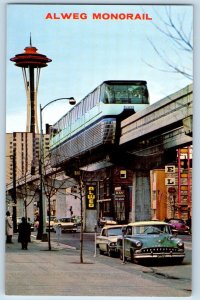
[6, 3, 193, 132]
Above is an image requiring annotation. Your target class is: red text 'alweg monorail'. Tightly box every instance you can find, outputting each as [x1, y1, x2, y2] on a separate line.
[45, 13, 153, 21]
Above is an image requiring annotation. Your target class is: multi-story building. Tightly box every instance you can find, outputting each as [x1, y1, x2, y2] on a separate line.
[6, 131, 80, 224]
[6, 132, 50, 221]
[150, 160, 192, 222]
[6, 132, 50, 185]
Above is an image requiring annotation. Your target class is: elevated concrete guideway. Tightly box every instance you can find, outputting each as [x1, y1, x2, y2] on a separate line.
[120, 84, 192, 153]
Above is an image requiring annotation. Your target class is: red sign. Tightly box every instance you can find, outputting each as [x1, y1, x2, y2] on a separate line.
[168, 187, 176, 193]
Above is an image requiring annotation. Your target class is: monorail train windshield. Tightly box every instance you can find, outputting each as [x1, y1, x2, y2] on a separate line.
[102, 81, 149, 104]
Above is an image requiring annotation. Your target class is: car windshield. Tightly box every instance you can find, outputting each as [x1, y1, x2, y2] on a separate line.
[133, 225, 171, 234]
[169, 219, 185, 224]
[47, 216, 55, 221]
[103, 83, 149, 104]
[107, 227, 123, 236]
[59, 218, 71, 222]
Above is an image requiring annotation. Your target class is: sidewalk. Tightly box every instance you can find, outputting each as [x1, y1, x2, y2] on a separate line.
[5, 234, 191, 296]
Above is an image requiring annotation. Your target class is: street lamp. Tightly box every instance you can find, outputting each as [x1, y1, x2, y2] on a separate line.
[37, 97, 76, 242]
[6, 153, 17, 233]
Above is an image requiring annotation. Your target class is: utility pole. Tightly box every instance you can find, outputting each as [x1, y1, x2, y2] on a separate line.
[12, 150, 17, 233]
[36, 160, 44, 240]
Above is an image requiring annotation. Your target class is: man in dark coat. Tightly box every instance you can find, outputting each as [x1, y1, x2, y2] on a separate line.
[18, 217, 31, 250]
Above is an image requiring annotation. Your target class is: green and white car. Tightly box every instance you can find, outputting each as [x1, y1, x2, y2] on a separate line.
[117, 221, 185, 264]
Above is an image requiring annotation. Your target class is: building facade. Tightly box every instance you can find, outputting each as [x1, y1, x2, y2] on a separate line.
[6, 132, 50, 222]
[150, 165, 192, 221]
[6, 132, 50, 185]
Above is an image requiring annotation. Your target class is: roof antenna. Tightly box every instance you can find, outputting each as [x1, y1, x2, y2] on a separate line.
[30, 32, 32, 47]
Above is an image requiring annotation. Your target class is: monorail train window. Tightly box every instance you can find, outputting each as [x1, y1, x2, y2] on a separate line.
[93, 87, 100, 107]
[88, 93, 93, 110]
[63, 114, 69, 129]
[85, 95, 90, 112]
[77, 103, 82, 119]
[103, 83, 149, 104]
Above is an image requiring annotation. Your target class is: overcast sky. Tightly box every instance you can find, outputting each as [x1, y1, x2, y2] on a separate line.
[6, 4, 193, 132]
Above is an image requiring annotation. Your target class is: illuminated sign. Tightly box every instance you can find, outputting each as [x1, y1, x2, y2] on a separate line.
[85, 184, 96, 209]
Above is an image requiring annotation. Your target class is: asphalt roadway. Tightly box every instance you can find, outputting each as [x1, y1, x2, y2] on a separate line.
[5, 233, 192, 297]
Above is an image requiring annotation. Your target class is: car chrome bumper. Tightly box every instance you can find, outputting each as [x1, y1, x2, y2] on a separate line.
[134, 252, 185, 259]
[62, 227, 77, 231]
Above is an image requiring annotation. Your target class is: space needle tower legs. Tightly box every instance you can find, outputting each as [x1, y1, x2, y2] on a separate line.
[10, 36, 52, 240]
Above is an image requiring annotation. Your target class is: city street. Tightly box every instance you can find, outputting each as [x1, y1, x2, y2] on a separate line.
[49, 230, 192, 290]
[5, 231, 192, 296]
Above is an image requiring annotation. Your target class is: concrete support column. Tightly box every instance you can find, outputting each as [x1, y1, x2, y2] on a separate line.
[16, 191, 35, 222]
[131, 171, 151, 222]
[56, 190, 67, 218]
[85, 210, 97, 232]
[26, 193, 35, 222]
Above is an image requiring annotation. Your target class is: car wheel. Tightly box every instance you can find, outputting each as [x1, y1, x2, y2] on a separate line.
[119, 250, 126, 261]
[107, 246, 112, 257]
[99, 248, 104, 255]
[130, 249, 135, 263]
[175, 257, 184, 264]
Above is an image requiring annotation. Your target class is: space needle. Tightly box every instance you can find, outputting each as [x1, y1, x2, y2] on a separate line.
[10, 36, 52, 133]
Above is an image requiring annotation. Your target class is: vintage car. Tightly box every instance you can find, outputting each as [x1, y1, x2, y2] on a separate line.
[117, 221, 185, 264]
[46, 216, 56, 231]
[53, 218, 78, 233]
[71, 216, 81, 226]
[96, 225, 126, 257]
[98, 216, 117, 227]
[167, 218, 191, 235]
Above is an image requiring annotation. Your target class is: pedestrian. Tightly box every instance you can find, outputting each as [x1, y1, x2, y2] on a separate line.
[5, 211, 13, 243]
[186, 216, 192, 234]
[55, 224, 62, 245]
[18, 217, 31, 250]
[34, 220, 39, 232]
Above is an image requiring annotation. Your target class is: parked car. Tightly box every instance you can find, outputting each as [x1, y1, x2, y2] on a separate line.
[71, 216, 81, 226]
[53, 218, 78, 233]
[46, 216, 56, 231]
[98, 216, 117, 227]
[27, 218, 35, 232]
[96, 225, 126, 257]
[117, 221, 185, 264]
[167, 218, 190, 235]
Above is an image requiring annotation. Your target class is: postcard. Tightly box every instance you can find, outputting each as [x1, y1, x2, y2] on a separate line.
[4, 1, 195, 298]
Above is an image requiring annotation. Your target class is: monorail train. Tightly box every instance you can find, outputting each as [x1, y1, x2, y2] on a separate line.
[49, 80, 149, 167]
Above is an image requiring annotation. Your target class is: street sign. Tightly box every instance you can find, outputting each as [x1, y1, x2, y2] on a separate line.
[165, 178, 175, 185]
[85, 184, 97, 209]
[165, 165, 175, 173]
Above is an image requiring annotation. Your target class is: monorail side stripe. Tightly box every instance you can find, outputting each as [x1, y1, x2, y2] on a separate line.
[50, 115, 116, 151]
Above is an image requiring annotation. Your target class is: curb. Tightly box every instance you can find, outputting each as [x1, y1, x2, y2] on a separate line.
[31, 234, 76, 250]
